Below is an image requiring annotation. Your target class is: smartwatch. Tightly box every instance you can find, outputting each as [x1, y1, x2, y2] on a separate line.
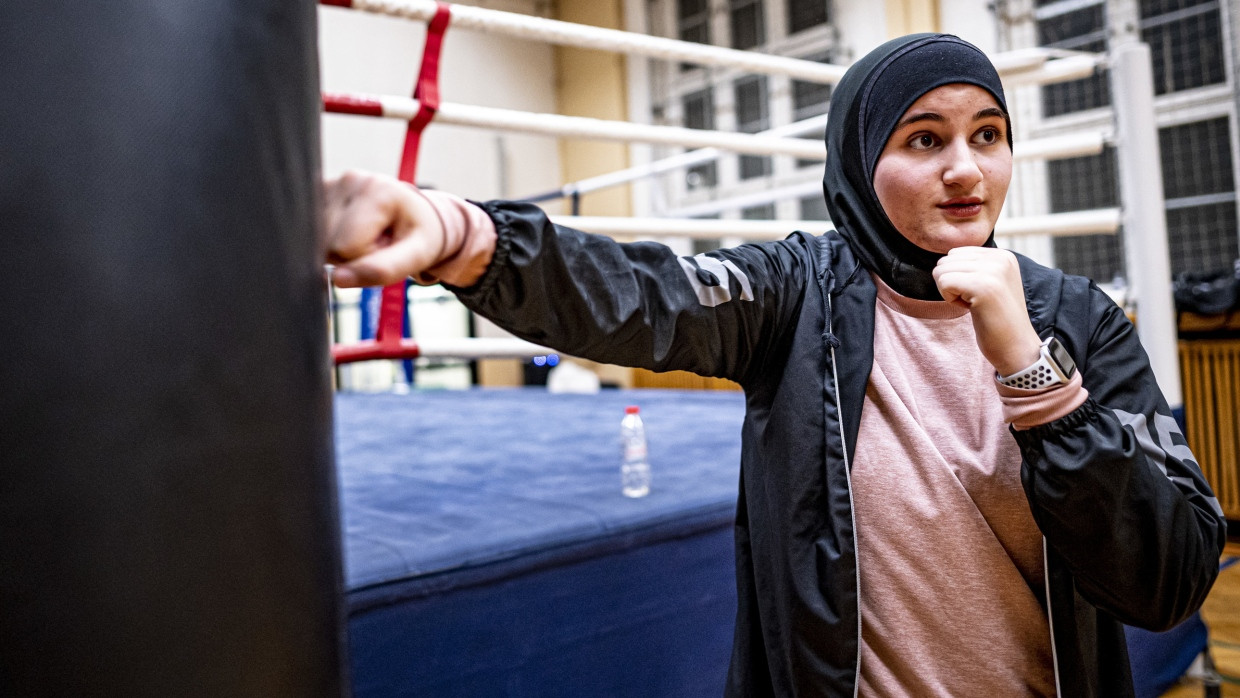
[997, 336, 1077, 390]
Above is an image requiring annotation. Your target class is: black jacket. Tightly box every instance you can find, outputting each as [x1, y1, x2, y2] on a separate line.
[450, 200, 1228, 697]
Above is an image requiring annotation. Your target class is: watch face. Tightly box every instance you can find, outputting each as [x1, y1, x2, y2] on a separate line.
[1047, 338, 1077, 379]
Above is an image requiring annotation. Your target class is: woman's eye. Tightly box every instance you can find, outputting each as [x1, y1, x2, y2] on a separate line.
[910, 134, 936, 149]
[976, 128, 999, 144]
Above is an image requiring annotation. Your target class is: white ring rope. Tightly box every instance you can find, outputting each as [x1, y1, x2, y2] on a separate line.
[339, 0, 847, 84]
[328, 0, 1104, 87]
[663, 180, 826, 220]
[326, 92, 1108, 166]
[323, 91, 1114, 239]
[551, 208, 1120, 240]
[543, 129, 1108, 208]
[337, 210, 1118, 365]
[993, 208, 1121, 238]
[655, 131, 1109, 220]
[999, 53, 1105, 87]
[532, 114, 831, 200]
[1013, 129, 1109, 161]
[534, 125, 1106, 203]
[416, 337, 553, 359]
[325, 93, 826, 159]
[554, 216, 833, 239]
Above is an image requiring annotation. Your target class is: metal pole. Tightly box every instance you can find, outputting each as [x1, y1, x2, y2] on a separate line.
[1110, 42, 1183, 408]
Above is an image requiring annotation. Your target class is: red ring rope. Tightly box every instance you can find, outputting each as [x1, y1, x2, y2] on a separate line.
[333, 1, 452, 365]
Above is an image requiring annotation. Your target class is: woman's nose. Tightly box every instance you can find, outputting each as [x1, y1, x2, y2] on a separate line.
[942, 138, 983, 189]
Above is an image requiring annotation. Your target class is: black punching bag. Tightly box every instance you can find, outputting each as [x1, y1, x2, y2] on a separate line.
[0, 2, 346, 696]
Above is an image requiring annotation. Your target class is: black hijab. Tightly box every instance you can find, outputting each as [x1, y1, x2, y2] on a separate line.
[822, 33, 1012, 300]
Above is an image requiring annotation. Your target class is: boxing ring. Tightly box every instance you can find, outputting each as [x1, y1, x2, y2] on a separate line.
[337, 388, 744, 697]
[319, 2, 1202, 696]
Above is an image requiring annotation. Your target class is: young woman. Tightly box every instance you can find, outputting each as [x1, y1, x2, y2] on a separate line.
[324, 33, 1226, 697]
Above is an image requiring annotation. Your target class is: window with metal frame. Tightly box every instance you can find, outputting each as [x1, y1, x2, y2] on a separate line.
[734, 76, 772, 179]
[787, 0, 829, 35]
[1036, 0, 1111, 117]
[1159, 117, 1238, 274]
[1139, 0, 1225, 95]
[793, 50, 833, 169]
[683, 88, 719, 190]
[691, 213, 722, 255]
[742, 203, 776, 219]
[678, 0, 712, 71]
[799, 193, 830, 221]
[1049, 147, 1126, 282]
[729, 0, 765, 51]
[653, 0, 841, 221]
[1051, 118, 1239, 280]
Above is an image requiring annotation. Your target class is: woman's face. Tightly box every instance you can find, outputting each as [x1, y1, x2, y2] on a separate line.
[872, 84, 1012, 254]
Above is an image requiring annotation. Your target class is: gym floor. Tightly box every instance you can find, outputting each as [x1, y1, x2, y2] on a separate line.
[1162, 539, 1240, 696]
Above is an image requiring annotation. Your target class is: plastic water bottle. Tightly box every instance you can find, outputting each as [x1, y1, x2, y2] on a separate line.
[620, 406, 651, 498]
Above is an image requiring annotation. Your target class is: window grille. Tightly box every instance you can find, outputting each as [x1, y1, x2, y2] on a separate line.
[1036, 0, 1224, 115]
[1019, 0, 1238, 286]
[799, 193, 830, 221]
[1049, 147, 1126, 281]
[792, 81, 831, 122]
[1160, 117, 1238, 273]
[691, 238, 722, 255]
[793, 50, 833, 169]
[735, 76, 772, 179]
[678, 0, 711, 71]
[787, 0, 829, 35]
[742, 203, 776, 219]
[729, 0, 765, 51]
[683, 88, 718, 190]
[653, 0, 844, 222]
[691, 214, 723, 255]
[1051, 117, 1239, 279]
[1140, 1, 1225, 95]
[1037, 1, 1111, 117]
[1165, 204, 1239, 273]
[1160, 117, 1233, 200]
[1139, 0, 1213, 18]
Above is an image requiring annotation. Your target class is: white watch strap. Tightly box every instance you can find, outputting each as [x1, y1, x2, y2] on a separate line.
[997, 337, 1073, 390]
[997, 355, 1065, 390]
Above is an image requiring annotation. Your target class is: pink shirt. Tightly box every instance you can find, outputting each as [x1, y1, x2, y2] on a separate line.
[852, 274, 1086, 697]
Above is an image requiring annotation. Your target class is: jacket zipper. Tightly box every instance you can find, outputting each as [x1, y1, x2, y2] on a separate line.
[1043, 538, 1063, 696]
[826, 293, 862, 698]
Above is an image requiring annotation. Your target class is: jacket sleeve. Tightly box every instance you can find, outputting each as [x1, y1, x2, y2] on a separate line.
[1014, 284, 1227, 631]
[444, 200, 808, 383]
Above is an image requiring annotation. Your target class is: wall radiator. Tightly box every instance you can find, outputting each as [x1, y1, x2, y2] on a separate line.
[1181, 339, 1240, 520]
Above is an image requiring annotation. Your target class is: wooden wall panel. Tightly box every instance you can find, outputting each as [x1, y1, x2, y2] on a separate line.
[632, 368, 741, 391]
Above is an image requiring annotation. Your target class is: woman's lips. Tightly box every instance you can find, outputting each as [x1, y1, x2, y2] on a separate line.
[938, 198, 983, 218]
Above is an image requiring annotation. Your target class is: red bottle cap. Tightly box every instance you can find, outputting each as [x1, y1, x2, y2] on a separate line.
[625, 406, 640, 415]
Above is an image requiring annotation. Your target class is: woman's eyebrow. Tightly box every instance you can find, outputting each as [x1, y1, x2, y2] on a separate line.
[893, 106, 1006, 132]
[893, 112, 944, 131]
